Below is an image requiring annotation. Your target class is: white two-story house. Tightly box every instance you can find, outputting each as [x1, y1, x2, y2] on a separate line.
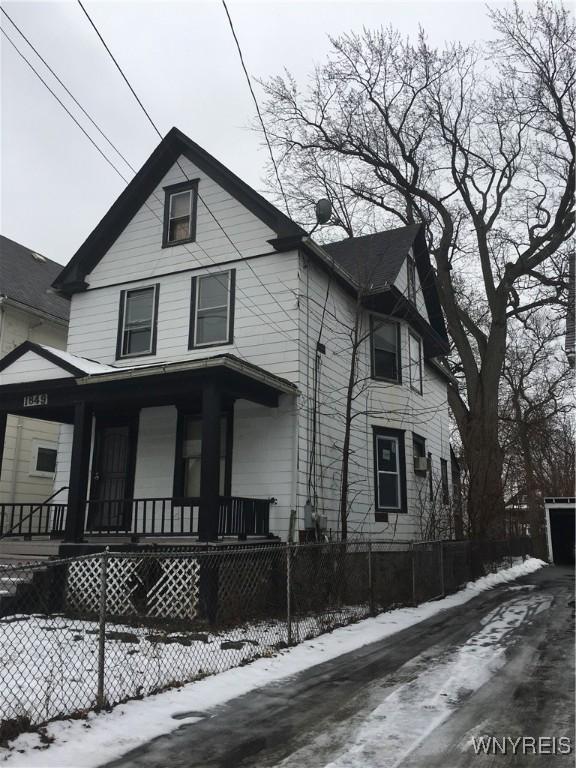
[0, 128, 453, 554]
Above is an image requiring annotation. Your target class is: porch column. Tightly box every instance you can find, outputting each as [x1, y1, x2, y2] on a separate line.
[0, 412, 6, 484]
[199, 383, 221, 541]
[64, 401, 93, 543]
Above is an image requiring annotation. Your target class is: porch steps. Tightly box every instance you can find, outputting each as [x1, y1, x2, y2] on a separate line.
[0, 553, 54, 618]
[0, 538, 60, 560]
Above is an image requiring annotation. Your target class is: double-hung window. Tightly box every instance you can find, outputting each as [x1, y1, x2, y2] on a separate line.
[189, 270, 235, 348]
[163, 180, 198, 247]
[409, 331, 423, 393]
[373, 427, 406, 517]
[371, 318, 401, 382]
[117, 285, 159, 358]
[177, 414, 229, 497]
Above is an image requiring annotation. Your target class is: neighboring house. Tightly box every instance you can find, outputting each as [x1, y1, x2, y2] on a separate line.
[0, 236, 69, 512]
[0, 128, 453, 553]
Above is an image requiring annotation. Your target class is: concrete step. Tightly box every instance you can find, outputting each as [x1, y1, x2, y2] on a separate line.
[0, 539, 60, 558]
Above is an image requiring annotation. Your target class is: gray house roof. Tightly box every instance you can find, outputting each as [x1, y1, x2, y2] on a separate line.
[323, 224, 421, 290]
[0, 235, 69, 322]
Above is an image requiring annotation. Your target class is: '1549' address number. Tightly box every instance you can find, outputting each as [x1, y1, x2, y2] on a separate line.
[23, 393, 48, 407]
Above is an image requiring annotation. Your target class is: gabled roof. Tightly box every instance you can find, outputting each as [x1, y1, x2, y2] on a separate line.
[0, 341, 117, 377]
[323, 223, 421, 291]
[0, 236, 70, 322]
[52, 127, 306, 296]
[322, 224, 448, 348]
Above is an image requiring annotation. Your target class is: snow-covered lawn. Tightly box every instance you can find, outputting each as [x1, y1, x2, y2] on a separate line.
[0, 557, 545, 766]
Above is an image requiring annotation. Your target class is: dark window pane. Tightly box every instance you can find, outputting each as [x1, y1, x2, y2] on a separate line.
[170, 191, 191, 219]
[125, 328, 152, 355]
[373, 321, 398, 380]
[378, 473, 398, 508]
[36, 447, 57, 473]
[377, 437, 397, 472]
[198, 274, 228, 310]
[126, 289, 153, 325]
[413, 436, 426, 459]
[374, 349, 397, 380]
[196, 307, 228, 344]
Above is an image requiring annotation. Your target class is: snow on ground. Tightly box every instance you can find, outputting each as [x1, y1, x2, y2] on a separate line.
[0, 557, 545, 767]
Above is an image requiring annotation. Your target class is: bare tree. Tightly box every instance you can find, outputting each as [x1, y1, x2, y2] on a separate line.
[261, 1, 575, 537]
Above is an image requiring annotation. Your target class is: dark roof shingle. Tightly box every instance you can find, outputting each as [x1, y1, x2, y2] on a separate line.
[322, 224, 421, 290]
[0, 236, 70, 322]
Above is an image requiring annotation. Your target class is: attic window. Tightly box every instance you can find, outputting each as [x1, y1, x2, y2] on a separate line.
[162, 180, 199, 247]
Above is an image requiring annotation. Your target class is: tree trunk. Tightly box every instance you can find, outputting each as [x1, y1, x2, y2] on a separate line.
[462, 412, 505, 539]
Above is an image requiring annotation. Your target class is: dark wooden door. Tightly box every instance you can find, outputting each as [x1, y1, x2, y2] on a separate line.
[89, 420, 135, 531]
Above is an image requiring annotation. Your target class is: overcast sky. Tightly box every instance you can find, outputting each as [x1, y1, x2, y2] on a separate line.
[1, 0, 529, 266]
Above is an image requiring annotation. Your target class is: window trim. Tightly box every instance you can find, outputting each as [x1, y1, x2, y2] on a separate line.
[408, 330, 423, 394]
[372, 426, 407, 520]
[162, 179, 199, 248]
[188, 270, 236, 350]
[370, 315, 402, 384]
[29, 440, 58, 478]
[116, 284, 160, 360]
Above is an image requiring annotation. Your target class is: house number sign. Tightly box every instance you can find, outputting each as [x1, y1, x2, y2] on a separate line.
[23, 393, 48, 407]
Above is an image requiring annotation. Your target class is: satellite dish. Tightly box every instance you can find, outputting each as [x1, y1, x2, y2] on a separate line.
[315, 198, 332, 225]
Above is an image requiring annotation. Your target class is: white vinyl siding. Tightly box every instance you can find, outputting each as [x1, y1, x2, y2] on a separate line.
[86, 154, 276, 289]
[67, 251, 300, 381]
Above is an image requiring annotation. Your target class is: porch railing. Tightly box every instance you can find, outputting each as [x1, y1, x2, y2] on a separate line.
[0, 502, 67, 538]
[0, 496, 271, 539]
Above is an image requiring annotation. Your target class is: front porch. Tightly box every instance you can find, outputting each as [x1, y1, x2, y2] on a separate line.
[0, 344, 298, 552]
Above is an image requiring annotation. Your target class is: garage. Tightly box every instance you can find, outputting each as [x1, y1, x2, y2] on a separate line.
[544, 498, 576, 565]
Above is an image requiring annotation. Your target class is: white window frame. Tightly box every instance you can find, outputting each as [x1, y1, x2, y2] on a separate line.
[120, 284, 157, 358]
[29, 440, 58, 478]
[409, 331, 423, 394]
[193, 271, 232, 348]
[167, 189, 193, 244]
[376, 435, 401, 510]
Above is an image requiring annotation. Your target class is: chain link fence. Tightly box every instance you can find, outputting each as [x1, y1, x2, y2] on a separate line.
[0, 536, 533, 740]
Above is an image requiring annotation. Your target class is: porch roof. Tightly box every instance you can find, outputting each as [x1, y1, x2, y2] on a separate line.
[0, 341, 298, 421]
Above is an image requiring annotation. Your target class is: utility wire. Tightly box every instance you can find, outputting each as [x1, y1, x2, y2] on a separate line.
[0, 27, 130, 184]
[220, 0, 292, 218]
[1, 7, 134, 176]
[76, 0, 299, 335]
[0, 21, 299, 359]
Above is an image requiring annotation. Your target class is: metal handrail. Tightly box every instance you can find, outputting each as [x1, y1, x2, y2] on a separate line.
[0, 486, 69, 540]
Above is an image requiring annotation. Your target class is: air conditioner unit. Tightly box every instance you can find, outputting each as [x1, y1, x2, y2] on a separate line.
[414, 457, 428, 473]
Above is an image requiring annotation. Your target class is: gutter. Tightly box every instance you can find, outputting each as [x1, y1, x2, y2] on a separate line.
[76, 355, 299, 396]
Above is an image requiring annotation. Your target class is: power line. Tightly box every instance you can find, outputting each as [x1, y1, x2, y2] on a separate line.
[0, 27, 130, 184]
[0, 22, 299, 361]
[0, 6, 134, 176]
[220, 0, 292, 218]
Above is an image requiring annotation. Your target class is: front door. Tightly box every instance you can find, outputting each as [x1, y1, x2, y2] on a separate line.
[89, 417, 136, 531]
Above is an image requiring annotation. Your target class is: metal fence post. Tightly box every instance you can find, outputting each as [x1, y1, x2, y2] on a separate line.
[286, 543, 292, 646]
[411, 543, 417, 606]
[367, 541, 375, 615]
[439, 542, 445, 598]
[96, 547, 109, 709]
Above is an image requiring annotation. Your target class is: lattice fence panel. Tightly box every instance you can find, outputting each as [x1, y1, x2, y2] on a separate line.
[65, 556, 199, 619]
[146, 558, 200, 620]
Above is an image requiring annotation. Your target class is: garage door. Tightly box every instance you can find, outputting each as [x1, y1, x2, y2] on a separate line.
[548, 508, 575, 565]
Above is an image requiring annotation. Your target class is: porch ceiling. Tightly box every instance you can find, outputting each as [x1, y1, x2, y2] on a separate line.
[0, 351, 298, 419]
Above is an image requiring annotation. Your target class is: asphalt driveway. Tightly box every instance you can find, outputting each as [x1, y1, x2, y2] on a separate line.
[105, 565, 575, 768]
